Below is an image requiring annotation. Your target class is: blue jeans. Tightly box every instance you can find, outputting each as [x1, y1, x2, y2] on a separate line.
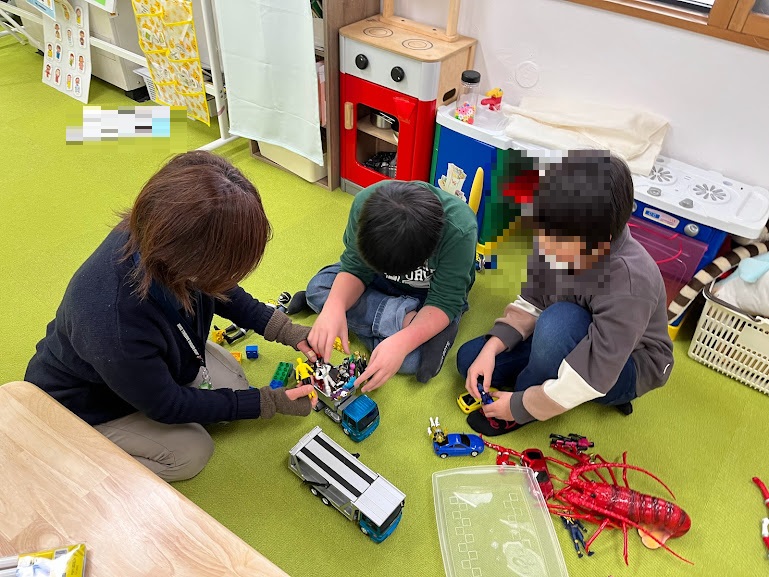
[306, 263, 463, 375]
[456, 301, 637, 406]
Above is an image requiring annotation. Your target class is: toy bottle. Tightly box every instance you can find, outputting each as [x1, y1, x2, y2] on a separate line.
[454, 70, 481, 125]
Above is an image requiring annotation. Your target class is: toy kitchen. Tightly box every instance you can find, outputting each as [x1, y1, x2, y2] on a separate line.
[338, 5, 476, 194]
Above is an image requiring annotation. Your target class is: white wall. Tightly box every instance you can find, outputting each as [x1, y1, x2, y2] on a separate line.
[391, 0, 769, 188]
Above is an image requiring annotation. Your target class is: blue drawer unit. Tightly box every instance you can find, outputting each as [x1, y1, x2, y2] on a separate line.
[632, 199, 728, 271]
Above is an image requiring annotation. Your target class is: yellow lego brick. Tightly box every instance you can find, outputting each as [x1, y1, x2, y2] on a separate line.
[231, 351, 242, 363]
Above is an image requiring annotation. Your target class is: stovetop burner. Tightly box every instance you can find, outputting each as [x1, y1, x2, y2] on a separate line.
[690, 182, 730, 204]
[649, 165, 676, 185]
[363, 26, 393, 38]
[402, 38, 433, 50]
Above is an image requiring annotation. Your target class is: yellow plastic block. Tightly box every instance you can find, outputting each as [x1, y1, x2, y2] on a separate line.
[231, 351, 242, 363]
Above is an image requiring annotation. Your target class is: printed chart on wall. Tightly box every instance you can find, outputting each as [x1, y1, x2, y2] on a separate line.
[27, 0, 56, 20]
[41, 0, 91, 103]
[130, 0, 210, 125]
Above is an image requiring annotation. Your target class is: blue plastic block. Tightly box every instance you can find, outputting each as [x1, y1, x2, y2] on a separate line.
[269, 380, 283, 389]
[245, 345, 259, 359]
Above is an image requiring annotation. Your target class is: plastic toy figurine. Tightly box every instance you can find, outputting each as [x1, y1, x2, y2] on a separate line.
[457, 386, 499, 414]
[333, 337, 345, 353]
[481, 87, 503, 111]
[245, 345, 259, 359]
[288, 426, 404, 542]
[310, 356, 379, 441]
[428, 417, 484, 459]
[214, 323, 247, 345]
[753, 476, 769, 557]
[266, 291, 292, 313]
[477, 376, 494, 405]
[295, 358, 314, 385]
[231, 351, 242, 364]
[561, 516, 594, 558]
[549, 433, 594, 454]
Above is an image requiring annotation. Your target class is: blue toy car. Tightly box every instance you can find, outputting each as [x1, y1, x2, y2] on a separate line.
[433, 433, 485, 459]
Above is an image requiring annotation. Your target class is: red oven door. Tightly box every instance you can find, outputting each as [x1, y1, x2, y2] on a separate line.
[341, 73, 422, 189]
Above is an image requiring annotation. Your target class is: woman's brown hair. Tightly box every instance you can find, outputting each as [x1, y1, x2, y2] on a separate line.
[118, 151, 272, 312]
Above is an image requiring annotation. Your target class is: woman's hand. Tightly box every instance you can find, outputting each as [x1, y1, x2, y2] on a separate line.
[286, 383, 318, 409]
[296, 340, 317, 364]
[356, 336, 409, 393]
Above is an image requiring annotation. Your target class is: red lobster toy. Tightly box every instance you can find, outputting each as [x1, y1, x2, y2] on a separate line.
[482, 435, 692, 565]
[753, 476, 769, 557]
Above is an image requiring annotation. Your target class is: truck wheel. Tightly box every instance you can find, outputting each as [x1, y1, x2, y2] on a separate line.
[440, 453, 448, 459]
[343, 428, 350, 436]
[360, 526, 369, 536]
[471, 451, 479, 457]
[310, 487, 319, 497]
[321, 496, 331, 506]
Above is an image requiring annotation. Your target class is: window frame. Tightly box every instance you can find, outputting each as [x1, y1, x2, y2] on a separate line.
[560, 0, 769, 50]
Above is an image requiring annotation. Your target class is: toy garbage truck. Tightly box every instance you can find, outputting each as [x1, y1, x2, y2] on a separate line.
[288, 426, 405, 543]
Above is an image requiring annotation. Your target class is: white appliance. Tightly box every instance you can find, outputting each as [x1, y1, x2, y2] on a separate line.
[633, 156, 769, 241]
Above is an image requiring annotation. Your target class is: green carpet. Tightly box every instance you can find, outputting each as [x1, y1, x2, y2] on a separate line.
[2, 35, 767, 577]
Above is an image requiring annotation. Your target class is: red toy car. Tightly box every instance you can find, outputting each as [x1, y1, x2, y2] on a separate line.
[521, 448, 554, 500]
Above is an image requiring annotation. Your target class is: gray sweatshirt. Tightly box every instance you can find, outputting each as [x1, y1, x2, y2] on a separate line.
[487, 226, 674, 424]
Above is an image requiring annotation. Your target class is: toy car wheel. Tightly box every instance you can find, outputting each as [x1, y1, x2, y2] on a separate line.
[471, 451, 479, 457]
[360, 526, 369, 536]
[343, 428, 350, 436]
[310, 487, 319, 497]
[439, 453, 448, 459]
[321, 496, 331, 506]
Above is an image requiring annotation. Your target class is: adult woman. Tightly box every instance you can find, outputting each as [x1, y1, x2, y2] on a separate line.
[26, 151, 316, 481]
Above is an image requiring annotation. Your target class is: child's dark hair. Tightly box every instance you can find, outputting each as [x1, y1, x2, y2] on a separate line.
[357, 181, 445, 275]
[533, 151, 634, 249]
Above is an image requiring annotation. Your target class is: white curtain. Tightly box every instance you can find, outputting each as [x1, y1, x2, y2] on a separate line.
[214, 0, 323, 165]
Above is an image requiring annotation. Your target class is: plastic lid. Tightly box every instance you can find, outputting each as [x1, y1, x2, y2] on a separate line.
[461, 70, 481, 84]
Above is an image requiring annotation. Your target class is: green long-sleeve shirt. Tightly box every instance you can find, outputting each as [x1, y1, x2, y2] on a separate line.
[339, 181, 478, 320]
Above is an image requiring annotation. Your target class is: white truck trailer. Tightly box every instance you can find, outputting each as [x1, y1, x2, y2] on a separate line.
[288, 426, 405, 543]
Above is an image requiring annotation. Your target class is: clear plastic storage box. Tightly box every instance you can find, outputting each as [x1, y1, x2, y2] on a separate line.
[433, 466, 568, 577]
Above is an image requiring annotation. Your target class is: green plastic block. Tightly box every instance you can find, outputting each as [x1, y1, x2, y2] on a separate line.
[272, 362, 294, 386]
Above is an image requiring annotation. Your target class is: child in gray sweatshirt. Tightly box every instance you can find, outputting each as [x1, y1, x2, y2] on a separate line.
[457, 151, 674, 436]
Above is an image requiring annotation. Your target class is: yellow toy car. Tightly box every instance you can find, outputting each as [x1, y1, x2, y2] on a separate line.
[457, 388, 497, 414]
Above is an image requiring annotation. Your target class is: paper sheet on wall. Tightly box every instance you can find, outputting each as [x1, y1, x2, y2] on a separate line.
[214, 0, 323, 166]
[41, 0, 91, 103]
[130, 0, 210, 126]
[84, 0, 116, 12]
[27, 0, 56, 19]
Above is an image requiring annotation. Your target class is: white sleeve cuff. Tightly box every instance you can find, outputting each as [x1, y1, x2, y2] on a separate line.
[542, 360, 604, 409]
[511, 296, 542, 319]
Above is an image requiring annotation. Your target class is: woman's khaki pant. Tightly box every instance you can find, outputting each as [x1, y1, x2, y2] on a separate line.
[95, 341, 249, 482]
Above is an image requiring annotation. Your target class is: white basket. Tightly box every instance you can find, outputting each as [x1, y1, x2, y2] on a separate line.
[688, 281, 769, 394]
